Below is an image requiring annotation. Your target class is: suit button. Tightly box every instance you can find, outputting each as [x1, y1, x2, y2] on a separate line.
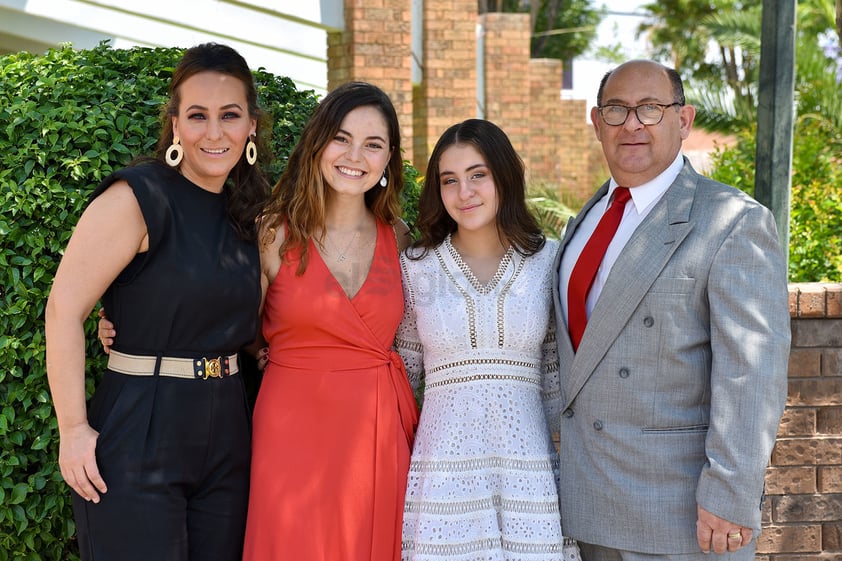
[643, 316, 655, 327]
[618, 367, 630, 378]
[593, 420, 604, 431]
[563, 409, 574, 418]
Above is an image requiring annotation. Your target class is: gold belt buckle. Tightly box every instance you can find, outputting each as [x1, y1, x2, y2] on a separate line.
[203, 357, 223, 380]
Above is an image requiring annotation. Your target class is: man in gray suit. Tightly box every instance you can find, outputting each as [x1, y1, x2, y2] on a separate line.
[553, 60, 790, 560]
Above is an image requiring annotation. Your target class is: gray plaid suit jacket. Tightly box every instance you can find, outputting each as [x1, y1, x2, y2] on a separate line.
[552, 158, 790, 554]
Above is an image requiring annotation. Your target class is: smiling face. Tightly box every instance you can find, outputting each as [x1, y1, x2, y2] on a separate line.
[591, 60, 695, 187]
[438, 143, 499, 237]
[171, 71, 256, 192]
[319, 105, 391, 199]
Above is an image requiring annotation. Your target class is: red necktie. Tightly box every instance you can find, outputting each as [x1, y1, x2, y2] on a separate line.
[567, 187, 631, 351]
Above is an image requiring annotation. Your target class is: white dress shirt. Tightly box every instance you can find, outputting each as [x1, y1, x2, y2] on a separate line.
[560, 153, 685, 328]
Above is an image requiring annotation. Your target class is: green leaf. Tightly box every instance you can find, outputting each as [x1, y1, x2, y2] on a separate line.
[10, 483, 29, 504]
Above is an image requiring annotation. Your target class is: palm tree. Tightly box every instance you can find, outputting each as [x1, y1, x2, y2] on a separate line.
[527, 184, 576, 239]
[639, 0, 841, 135]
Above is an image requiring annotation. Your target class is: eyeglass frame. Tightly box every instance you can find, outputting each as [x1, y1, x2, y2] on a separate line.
[597, 102, 683, 126]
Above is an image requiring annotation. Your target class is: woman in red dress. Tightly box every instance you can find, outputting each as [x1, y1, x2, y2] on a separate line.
[242, 82, 419, 561]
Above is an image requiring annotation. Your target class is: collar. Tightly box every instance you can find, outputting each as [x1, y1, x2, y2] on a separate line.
[608, 152, 684, 214]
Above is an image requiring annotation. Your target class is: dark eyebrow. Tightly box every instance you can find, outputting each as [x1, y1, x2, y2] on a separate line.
[439, 163, 487, 178]
[336, 127, 387, 144]
[185, 103, 245, 112]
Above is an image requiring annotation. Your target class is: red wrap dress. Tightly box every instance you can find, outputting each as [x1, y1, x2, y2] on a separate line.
[243, 219, 418, 561]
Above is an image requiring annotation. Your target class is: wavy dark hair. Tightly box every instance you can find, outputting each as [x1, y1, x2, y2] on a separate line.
[152, 42, 271, 241]
[411, 119, 545, 258]
[261, 81, 404, 274]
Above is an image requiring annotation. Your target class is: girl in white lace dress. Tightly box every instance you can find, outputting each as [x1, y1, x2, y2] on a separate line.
[396, 119, 581, 561]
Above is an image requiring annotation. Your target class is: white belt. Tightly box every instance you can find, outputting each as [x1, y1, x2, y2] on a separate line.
[107, 349, 239, 380]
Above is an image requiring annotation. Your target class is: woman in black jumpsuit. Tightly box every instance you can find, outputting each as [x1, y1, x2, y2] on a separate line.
[45, 43, 269, 561]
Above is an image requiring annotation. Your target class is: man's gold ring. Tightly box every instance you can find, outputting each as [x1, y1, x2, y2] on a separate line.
[727, 532, 742, 540]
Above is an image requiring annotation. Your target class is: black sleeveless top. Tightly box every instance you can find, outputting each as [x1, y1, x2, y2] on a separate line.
[93, 161, 261, 358]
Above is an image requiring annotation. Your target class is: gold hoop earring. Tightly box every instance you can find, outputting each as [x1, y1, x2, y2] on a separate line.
[245, 137, 257, 166]
[166, 136, 183, 167]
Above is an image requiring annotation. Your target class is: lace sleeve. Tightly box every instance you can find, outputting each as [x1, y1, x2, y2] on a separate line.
[395, 254, 424, 394]
[541, 306, 561, 434]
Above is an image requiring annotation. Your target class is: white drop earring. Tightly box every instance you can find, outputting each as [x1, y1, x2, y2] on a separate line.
[166, 136, 183, 167]
[245, 135, 257, 166]
[379, 170, 388, 188]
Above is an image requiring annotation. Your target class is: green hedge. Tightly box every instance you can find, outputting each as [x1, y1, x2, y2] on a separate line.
[0, 42, 420, 560]
[710, 116, 842, 282]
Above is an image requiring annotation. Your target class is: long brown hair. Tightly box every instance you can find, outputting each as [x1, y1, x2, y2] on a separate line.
[155, 43, 271, 241]
[411, 119, 545, 258]
[261, 81, 404, 273]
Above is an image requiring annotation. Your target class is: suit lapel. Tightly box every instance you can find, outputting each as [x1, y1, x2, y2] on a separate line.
[564, 161, 700, 405]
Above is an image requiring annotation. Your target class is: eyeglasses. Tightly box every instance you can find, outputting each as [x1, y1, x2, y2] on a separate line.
[598, 102, 682, 126]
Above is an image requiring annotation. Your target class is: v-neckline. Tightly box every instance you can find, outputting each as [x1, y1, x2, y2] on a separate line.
[312, 222, 379, 301]
[444, 234, 514, 295]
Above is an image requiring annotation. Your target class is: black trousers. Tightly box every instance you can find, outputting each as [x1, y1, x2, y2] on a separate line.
[72, 371, 251, 561]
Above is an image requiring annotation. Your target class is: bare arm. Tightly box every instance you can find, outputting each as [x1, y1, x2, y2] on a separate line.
[45, 180, 147, 502]
[242, 218, 284, 364]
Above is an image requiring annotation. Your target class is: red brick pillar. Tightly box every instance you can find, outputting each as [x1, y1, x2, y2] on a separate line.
[328, 0, 413, 156]
[558, 98, 602, 202]
[413, 0, 477, 169]
[480, 13, 530, 161]
[527, 58, 563, 186]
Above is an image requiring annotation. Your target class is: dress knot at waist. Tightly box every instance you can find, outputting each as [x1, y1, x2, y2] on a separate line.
[267, 346, 395, 372]
[386, 348, 420, 449]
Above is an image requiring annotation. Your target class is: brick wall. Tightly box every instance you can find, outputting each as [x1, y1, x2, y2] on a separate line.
[331, 0, 603, 195]
[477, 12, 599, 199]
[412, 0, 477, 167]
[527, 58, 564, 185]
[327, 0, 414, 155]
[480, 13, 531, 155]
[758, 283, 842, 560]
[557, 98, 606, 205]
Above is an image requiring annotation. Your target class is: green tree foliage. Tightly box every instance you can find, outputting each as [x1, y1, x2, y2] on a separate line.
[638, 0, 762, 132]
[479, 0, 602, 61]
[710, 118, 842, 282]
[641, 0, 842, 282]
[639, 0, 841, 134]
[0, 42, 419, 560]
[526, 184, 576, 239]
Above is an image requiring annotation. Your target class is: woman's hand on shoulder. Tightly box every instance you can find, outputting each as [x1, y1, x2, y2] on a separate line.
[257, 215, 285, 313]
[257, 215, 285, 270]
[394, 218, 413, 251]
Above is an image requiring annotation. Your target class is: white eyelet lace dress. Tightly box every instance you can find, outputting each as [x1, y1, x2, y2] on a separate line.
[396, 236, 581, 561]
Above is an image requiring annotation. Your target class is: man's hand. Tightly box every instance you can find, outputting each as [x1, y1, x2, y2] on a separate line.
[696, 505, 751, 554]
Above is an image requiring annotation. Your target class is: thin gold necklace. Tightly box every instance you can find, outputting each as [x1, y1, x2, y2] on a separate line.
[327, 230, 360, 262]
